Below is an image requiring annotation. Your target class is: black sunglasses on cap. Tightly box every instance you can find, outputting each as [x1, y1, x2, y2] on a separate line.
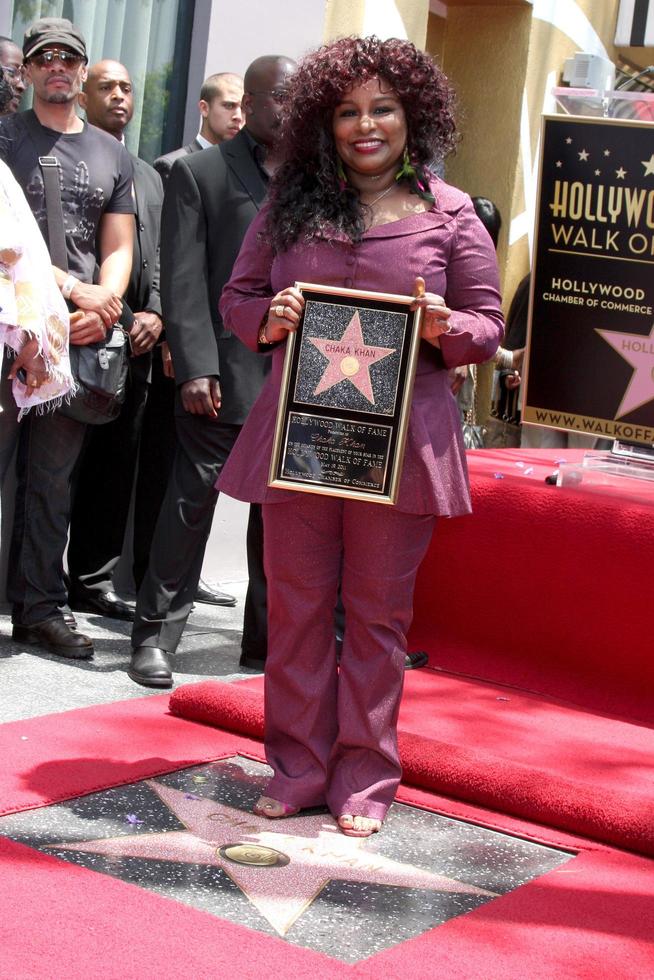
[28, 49, 84, 68]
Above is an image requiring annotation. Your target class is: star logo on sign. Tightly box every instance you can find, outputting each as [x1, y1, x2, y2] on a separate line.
[595, 169, 601, 176]
[616, 167, 627, 180]
[47, 781, 497, 936]
[595, 323, 654, 417]
[308, 310, 395, 404]
[565, 137, 573, 145]
[603, 149, 611, 157]
[578, 149, 589, 161]
[642, 153, 654, 177]
[556, 160, 563, 168]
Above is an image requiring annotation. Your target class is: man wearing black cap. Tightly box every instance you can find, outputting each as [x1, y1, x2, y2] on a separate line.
[0, 18, 134, 660]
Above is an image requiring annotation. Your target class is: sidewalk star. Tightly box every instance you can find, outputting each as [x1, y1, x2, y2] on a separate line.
[48, 779, 497, 936]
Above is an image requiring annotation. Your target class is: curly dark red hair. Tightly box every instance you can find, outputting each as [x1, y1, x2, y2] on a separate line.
[265, 35, 457, 250]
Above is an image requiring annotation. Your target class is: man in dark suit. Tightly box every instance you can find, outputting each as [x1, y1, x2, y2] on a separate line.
[66, 60, 170, 618]
[154, 72, 243, 185]
[129, 55, 296, 688]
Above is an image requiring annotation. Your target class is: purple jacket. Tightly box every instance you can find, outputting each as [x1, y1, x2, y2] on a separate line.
[218, 178, 503, 516]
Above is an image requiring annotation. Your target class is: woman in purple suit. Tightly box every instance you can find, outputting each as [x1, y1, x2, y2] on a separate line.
[219, 36, 503, 837]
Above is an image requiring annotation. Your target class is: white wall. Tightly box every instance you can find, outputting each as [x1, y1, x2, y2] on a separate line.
[206, 0, 325, 75]
[182, 0, 325, 143]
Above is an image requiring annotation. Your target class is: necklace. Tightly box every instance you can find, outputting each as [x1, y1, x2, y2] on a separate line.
[361, 183, 395, 208]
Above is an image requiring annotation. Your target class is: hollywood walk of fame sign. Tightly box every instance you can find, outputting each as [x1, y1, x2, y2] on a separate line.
[523, 115, 654, 445]
[269, 283, 422, 503]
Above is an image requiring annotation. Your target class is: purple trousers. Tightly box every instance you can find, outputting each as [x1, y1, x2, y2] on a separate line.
[262, 495, 436, 821]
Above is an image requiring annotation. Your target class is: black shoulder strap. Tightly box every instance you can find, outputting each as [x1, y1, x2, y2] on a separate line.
[21, 110, 68, 271]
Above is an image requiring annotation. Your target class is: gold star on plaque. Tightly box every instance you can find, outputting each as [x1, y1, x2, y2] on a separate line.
[616, 167, 627, 180]
[578, 149, 589, 162]
[565, 137, 573, 145]
[641, 154, 654, 177]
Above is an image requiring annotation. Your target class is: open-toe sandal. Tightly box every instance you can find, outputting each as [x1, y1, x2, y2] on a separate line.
[253, 796, 300, 819]
[338, 814, 382, 838]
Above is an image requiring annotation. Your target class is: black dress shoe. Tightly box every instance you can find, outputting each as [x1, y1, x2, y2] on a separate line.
[12, 618, 93, 659]
[69, 589, 135, 622]
[239, 652, 266, 671]
[128, 646, 173, 688]
[194, 579, 237, 607]
[405, 650, 429, 670]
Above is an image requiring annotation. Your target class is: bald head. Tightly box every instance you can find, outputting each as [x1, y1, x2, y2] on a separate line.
[242, 56, 296, 147]
[243, 56, 295, 94]
[79, 59, 133, 137]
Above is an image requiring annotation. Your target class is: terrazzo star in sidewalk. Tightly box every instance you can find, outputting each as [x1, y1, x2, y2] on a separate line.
[308, 310, 395, 404]
[595, 322, 654, 417]
[48, 780, 496, 936]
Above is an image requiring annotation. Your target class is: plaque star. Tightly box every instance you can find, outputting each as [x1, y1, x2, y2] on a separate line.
[578, 149, 589, 161]
[594, 169, 601, 176]
[603, 149, 611, 156]
[556, 160, 563, 168]
[47, 781, 497, 936]
[595, 323, 654, 417]
[616, 167, 627, 180]
[308, 310, 395, 404]
[642, 153, 654, 177]
[565, 137, 573, 145]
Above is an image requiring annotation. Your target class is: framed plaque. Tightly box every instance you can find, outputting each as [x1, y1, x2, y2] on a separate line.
[268, 283, 423, 504]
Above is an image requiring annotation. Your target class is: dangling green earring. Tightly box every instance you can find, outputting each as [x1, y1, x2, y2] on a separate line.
[395, 146, 434, 203]
[395, 147, 415, 183]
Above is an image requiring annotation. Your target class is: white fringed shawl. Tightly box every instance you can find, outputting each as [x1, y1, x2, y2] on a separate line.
[0, 159, 74, 415]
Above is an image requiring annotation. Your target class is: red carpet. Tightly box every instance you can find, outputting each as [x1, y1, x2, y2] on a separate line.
[3, 832, 654, 980]
[169, 673, 654, 857]
[3, 449, 653, 975]
[2, 694, 654, 977]
[410, 449, 654, 723]
[0, 694, 260, 816]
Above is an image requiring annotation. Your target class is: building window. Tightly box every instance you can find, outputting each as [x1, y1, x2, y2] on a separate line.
[8, 0, 195, 163]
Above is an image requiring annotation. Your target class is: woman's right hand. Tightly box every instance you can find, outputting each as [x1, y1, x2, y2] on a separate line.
[262, 287, 305, 344]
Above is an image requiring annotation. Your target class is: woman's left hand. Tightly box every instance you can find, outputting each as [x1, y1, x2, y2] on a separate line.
[410, 276, 452, 345]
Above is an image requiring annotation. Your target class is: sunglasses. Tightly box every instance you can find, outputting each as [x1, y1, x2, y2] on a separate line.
[29, 49, 84, 68]
[1, 63, 26, 80]
[248, 88, 290, 103]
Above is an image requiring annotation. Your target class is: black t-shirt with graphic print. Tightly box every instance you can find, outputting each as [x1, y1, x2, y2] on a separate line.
[0, 110, 134, 284]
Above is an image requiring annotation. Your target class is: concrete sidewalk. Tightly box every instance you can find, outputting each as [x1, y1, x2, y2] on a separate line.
[0, 494, 255, 724]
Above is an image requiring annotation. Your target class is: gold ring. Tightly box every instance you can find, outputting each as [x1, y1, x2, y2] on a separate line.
[276, 304, 284, 318]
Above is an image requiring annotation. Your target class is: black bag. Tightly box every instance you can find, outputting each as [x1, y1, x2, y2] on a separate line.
[22, 110, 130, 425]
[58, 325, 129, 425]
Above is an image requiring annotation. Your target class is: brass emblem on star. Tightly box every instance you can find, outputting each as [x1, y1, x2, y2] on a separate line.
[218, 843, 291, 867]
[339, 355, 360, 377]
